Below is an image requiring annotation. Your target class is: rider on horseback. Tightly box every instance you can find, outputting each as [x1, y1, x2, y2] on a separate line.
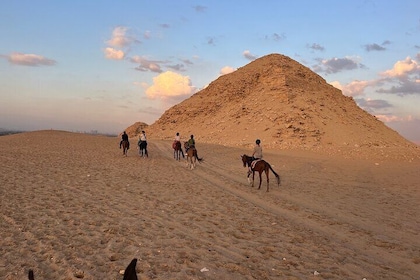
[249, 139, 263, 174]
[120, 131, 129, 149]
[184, 134, 203, 163]
[188, 135, 195, 149]
[174, 132, 184, 158]
[138, 131, 148, 157]
[252, 139, 263, 161]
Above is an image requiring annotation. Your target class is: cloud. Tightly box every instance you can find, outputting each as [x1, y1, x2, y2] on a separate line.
[131, 56, 164, 73]
[207, 37, 216, 46]
[159, 23, 170, 28]
[144, 31, 151, 39]
[381, 56, 419, 77]
[167, 64, 186, 72]
[355, 98, 392, 110]
[220, 66, 236, 75]
[193, 5, 207, 12]
[243, 50, 257, 61]
[104, 47, 125, 60]
[377, 56, 420, 95]
[376, 79, 420, 95]
[266, 33, 286, 42]
[133, 81, 148, 89]
[107, 26, 137, 48]
[317, 57, 364, 74]
[307, 43, 325, 51]
[375, 114, 407, 122]
[6, 52, 56, 66]
[331, 80, 374, 97]
[181, 59, 193, 65]
[363, 43, 386, 52]
[145, 71, 196, 100]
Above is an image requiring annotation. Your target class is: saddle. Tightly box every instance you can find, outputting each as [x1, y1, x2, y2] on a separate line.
[250, 159, 261, 169]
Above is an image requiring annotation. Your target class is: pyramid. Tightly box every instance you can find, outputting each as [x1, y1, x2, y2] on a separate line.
[123, 122, 148, 138]
[137, 54, 419, 159]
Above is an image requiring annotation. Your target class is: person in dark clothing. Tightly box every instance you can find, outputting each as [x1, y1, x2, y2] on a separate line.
[120, 131, 130, 149]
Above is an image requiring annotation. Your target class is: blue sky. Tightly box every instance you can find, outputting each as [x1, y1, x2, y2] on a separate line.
[1, 1, 419, 143]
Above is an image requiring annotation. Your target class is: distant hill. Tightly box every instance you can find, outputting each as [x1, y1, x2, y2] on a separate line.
[0, 128, 25, 137]
[130, 54, 419, 160]
[122, 122, 149, 138]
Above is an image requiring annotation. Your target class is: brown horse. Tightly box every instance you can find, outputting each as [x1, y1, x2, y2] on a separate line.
[173, 141, 184, 161]
[241, 154, 280, 192]
[184, 142, 203, 169]
[28, 258, 138, 280]
[121, 140, 129, 156]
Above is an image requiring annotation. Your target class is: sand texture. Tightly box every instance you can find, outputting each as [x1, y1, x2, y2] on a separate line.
[1, 130, 419, 279]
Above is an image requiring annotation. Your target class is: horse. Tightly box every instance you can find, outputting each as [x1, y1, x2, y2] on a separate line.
[138, 141, 148, 158]
[184, 142, 203, 169]
[121, 140, 129, 156]
[241, 154, 280, 192]
[173, 141, 184, 161]
[28, 258, 138, 280]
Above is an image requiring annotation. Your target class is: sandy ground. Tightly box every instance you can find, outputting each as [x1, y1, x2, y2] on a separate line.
[1, 130, 419, 280]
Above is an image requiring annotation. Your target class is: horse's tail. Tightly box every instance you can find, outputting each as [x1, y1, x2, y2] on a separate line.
[195, 154, 203, 162]
[268, 163, 280, 186]
[195, 150, 203, 162]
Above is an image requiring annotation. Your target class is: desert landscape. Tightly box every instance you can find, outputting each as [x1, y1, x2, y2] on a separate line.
[1, 130, 419, 280]
[1, 54, 419, 279]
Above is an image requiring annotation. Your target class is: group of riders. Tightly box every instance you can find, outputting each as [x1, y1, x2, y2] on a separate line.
[119, 131, 201, 158]
[120, 130, 263, 165]
[120, 130, 148, 157]
[172, 132, 198, 159]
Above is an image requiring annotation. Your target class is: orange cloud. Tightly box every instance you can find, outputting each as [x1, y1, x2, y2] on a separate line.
[8, 52, 56, 66]
[107, 26, 134, 48]
[381, 56, 419, 77]
[145, 71, 195, 99]
[220, 66, 236, 75]
[104, 47, 125, 60]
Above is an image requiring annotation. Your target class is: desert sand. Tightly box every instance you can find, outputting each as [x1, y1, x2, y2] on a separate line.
[1, 130, 419, 279]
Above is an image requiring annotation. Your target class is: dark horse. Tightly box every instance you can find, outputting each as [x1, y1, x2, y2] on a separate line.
[138, 141, 148, 157]
[121, 140, 129, 156]
[173, 141, 184, 161]
[184, 142, 203, 169]
[241, 154, 280, 192]
[28, 258, 139, 280]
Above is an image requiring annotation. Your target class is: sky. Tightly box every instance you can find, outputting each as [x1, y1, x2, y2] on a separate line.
[0, 1, 419, 144]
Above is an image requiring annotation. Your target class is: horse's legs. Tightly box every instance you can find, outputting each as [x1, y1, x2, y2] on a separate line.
[252, 171, 255, 187]
[258, 171, 263, 189]
[265, 170, 270, 192]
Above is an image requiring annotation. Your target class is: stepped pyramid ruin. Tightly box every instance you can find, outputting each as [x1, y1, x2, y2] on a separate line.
[132, 54, 418, 160]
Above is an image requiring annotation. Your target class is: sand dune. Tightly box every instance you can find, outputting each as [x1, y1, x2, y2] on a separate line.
[1, 130, 419, 279]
